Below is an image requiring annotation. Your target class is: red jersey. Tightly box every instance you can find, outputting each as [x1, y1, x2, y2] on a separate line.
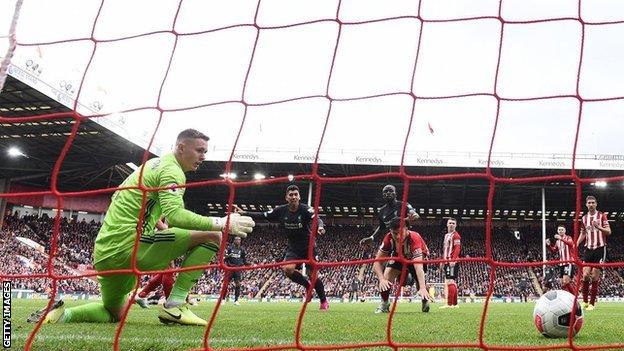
[443, 231, 461, 261]
[581, 211, 609, 250]
[548, 234, 574, 265]
[379, 230, 426, 260]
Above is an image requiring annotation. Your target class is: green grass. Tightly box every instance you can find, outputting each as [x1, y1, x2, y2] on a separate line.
[8, 299, 624, 351]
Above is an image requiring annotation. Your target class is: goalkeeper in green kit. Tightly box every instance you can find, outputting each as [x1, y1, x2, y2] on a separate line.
[28, 129, 255, 326]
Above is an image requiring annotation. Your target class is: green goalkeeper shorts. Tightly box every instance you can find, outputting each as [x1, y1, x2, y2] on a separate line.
[94, 228, 192, 310]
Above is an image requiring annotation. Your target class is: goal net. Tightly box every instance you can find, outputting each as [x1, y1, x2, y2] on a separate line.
[1, 0, 623, 350]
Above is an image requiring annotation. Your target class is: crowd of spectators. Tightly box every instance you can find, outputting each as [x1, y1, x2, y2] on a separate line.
[0, 235, 99, 294]
[2, 213, 623, 300]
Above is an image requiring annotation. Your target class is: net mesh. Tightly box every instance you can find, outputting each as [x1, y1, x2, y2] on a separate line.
[1, 0, 624, 350]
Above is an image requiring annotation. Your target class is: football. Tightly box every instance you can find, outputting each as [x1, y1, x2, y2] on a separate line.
[533, 290, 584, 338]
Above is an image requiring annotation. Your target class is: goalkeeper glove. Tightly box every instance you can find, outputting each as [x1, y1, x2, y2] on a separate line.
[215, 213, 254, 238]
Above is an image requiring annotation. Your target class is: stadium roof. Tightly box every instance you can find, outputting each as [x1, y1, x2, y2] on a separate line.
[2, 1, 624, 170]
[1, 73, 622, 218]
[1, 2, 623, 217]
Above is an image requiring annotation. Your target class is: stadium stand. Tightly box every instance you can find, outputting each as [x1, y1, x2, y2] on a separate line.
[3, 213, 622, 300]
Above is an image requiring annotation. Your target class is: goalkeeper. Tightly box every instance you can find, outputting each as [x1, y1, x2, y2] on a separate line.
[28, 129, 255, 326]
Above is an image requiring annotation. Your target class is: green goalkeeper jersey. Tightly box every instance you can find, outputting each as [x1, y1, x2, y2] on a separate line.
[94, 153, 217, 264]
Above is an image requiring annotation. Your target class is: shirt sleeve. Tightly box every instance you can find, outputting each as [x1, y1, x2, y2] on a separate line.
[547, 242, 558, 253]
[303, 205, 324, 228]
[379, 234, 391, 254]
[601, 213, 610, 228]
[561, 235, 574, 246]
[244, 206, 283, 222]
[406, 202, 416, 215]
[157, 161, 217, 231]
[377, 212, 387, 232]
[451, 232, 461, 259]
[410, 233, 424, 258]
[264, 206, 283, 222]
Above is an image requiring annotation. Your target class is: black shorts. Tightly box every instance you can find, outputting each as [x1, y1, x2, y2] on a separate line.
[229, 270, 243, 283]
[558, 264, 575, 278]
[582, 246, 607, 265]
[283, 248, 318, 270]
[387, 260, 422, 289]
[444, 263, 460, 280]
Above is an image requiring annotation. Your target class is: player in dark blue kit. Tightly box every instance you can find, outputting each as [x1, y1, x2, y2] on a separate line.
[359, 184, 419, 245]
[236, 185, 329, 311]
[225, 236, 248, 305]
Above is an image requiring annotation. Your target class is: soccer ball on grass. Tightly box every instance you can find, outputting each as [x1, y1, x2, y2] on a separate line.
[533, 289, 583, 338]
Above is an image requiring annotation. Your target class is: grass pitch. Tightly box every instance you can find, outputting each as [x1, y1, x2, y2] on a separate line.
[9, 299, 624, 351]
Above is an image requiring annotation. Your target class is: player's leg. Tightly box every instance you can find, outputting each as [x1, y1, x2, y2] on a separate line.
[135, 273, 163, 308]
[282, 250, 328, 309]
[138, 228, 220, 325]
[283, 263, 310, 289]
[561, 275, 572, 294]
[580, 263, 591, 308]
[310, 251, 329, 310]
[406, 263, 430, 312]
[588, 267, 601, 309]
[161, 230, 220, 307]
[232, 272, 242, 305]
[447, 278, 457, 306]
[135, 275, 158, 309]
[28, 249, 137, 324]
[588, 246, 606, 309]
[560, 264, 575, 295]
[222, 271, 232, 302]
[449, 263, 460, 307]
[43, 265, 136, 323]
[440, 264, 451, 308]
[161, 272, 175, 298]
[282, 251, 312, 291]
[441, 263, 449, 304]
[138, 274, 164, 298]
[375, 266, 400, 313]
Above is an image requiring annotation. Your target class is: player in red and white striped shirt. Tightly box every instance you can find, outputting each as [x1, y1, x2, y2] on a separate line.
[546, 224, 575, 295]
[439, 218, 461, 309]
[373, 217, 431, 314]
[576, 195, 611, 310]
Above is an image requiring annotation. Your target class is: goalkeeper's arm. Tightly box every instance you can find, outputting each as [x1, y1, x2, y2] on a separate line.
[158, 168, 254, 236]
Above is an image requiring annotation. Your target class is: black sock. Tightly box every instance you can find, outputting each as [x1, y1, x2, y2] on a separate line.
[381, 289, 390, 302]
[314, 278, 327, 303]
[234, 285, 241, 302]
[288, 271, 310, 288]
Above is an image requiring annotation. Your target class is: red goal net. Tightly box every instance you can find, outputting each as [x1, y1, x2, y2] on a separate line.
[1, 1, 624, 350]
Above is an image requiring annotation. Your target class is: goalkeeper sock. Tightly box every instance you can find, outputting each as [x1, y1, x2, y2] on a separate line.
[288, 271, 311, 288]
[581, 279, 589, 303]
[589, 279, 600, 305]
[64, 303, 114, 323]
[314, 277, 327, 303]
[168, 242, 218, 305]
